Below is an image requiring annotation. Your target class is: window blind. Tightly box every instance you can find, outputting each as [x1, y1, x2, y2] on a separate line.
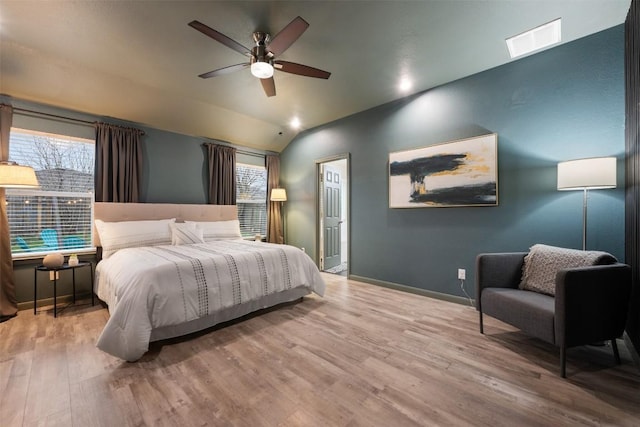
[7, 128, 95, 256]
[236, 163, 267, 238]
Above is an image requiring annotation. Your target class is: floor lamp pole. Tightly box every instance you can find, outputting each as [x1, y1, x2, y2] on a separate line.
[582, 188, 588, 251]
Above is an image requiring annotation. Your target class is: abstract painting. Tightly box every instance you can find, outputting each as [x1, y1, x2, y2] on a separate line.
[389, 134, 498, 208]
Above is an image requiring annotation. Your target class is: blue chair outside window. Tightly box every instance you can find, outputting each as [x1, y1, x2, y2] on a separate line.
[15, 236, 47, 252]
[40, 229, 60, 250]
[16, 236, 31, 251]
[63, 236, 86, 249]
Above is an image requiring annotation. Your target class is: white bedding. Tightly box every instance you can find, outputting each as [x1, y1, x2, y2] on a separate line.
[95, 240, 325, 361]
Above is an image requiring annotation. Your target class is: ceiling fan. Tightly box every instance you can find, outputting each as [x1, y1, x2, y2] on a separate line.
[188, 16, 331, 97]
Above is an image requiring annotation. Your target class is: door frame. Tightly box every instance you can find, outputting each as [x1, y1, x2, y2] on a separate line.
[315, 153, 350, 274]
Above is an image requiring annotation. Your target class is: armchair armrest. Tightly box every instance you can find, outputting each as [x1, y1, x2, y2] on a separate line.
[475, 252, 527, 311]
[555, 263, 632, 347]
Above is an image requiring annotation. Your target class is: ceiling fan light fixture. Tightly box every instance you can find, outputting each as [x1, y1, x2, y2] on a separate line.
[251, 61, 274, 79]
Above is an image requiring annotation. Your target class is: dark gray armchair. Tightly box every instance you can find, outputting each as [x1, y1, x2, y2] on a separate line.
[476, 252, 631, 377]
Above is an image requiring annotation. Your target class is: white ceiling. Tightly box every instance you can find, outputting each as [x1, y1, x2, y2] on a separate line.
[0, 1, 631, 152]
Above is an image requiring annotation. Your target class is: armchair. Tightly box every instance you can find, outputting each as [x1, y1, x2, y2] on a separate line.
[476, 250, 631, 377]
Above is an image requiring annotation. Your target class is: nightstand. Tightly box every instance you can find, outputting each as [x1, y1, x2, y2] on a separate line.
[34, 262, 94, 317]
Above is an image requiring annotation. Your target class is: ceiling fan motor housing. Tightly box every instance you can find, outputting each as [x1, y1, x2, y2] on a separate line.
[254, 32, 273, 60]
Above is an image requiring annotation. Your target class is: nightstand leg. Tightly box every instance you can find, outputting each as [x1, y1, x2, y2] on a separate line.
[34, 269, 37, 315]
[90, 264, 94, 306]
[53, 274, 57, 318]
[72, 268, 76, 304]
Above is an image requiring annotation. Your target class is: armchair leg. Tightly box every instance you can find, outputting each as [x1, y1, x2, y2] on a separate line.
[560, 346, 566, 378]
[611, 339, 621, 365]
[479, 310, 484, 334]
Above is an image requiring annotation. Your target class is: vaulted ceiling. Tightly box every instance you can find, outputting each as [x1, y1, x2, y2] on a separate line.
[0, 1, 630, 152]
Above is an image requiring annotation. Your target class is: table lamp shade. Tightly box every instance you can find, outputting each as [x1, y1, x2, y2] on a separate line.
[0, 162, 39, 188]
[270, 188, 287, 202]
[557, 157, 616, 191]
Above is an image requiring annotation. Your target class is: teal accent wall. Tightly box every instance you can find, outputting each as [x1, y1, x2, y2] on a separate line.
[280, 25, 625, 299]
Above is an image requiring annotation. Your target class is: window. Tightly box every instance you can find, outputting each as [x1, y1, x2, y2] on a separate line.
[236, 163, 267, 238]
[7, 128, 94, 256]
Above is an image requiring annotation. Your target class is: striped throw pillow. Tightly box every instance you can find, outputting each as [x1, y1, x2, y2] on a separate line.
[170, 223, 205, 245]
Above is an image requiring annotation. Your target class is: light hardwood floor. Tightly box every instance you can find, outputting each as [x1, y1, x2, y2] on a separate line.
[1, 273, 639, 426]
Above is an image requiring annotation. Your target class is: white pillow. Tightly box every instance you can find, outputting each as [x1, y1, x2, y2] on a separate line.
[185, 219, 242, 242]
[170, 222, 205, 245]
[95, 218, 175, 259]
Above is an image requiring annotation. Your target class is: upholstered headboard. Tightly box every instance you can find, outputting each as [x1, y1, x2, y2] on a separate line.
[93, 202, 238, 247]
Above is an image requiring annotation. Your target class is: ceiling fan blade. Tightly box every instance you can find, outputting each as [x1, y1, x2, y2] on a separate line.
[198, 63, 250, 79]
[275, 61, 331, 79]
[267, 16, 309, 57]
[189, 20, 252, 58]
[260, 77, 276, 97]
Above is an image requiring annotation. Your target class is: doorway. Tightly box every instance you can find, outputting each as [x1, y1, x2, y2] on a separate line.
[317, 155, 349, 276]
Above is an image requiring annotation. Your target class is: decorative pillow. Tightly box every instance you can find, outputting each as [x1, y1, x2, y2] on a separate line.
[95, 218, 175, 259]
[184, 219, 242, 242]
[519, 244, 617, 296]
[170, 222, 205, 245]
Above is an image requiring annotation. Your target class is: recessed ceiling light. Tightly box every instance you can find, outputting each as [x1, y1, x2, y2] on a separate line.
[506, 18, 561, 59]
[399, 77, 412, 93]
[290, 117, 301, 129]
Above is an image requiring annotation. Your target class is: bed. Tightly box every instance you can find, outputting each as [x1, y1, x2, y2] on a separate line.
[92, 202, 326, 361]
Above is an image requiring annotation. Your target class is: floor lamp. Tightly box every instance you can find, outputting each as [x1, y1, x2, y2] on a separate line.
[270, 188, 287, 244]
[0, 161, 39, 322]
[557, 157, 616, 250]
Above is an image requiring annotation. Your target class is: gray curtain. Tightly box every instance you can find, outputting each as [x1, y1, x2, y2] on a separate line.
[95, 122, 143, 202]
[206, 144, 236, 205]
[0, 105, 17, 321]
[266, 154, 284, 244]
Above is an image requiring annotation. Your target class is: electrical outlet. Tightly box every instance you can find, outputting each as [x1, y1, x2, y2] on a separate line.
[458, 268, 466, 280]
[49, 271, 59, 281]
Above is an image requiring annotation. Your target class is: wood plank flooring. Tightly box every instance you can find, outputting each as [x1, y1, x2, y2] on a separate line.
[1, 273, 639, 426]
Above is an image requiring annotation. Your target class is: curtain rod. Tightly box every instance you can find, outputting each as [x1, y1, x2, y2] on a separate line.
[11, 106, 145, 135]
[201, 142, 273, 158]
[12, 106, 95, 126]
[238, 150, 269, 158]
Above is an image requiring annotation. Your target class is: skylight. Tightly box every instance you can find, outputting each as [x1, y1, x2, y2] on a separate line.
[506, 18, 562, 59]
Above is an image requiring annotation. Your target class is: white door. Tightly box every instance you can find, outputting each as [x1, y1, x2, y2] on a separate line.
[321, 164, 342, 271]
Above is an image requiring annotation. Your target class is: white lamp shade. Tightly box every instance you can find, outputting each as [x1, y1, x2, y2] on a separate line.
[0, 162, 39, 188]
[557, 157, 616, 191]
[270, 188, 287, 202]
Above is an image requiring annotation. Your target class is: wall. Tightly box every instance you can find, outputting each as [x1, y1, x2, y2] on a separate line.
[0, 95, 268, 304]
[281, 25, 625, 300]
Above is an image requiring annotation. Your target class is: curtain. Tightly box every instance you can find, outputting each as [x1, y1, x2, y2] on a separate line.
[625, 0, 640, 363]
[206, 144, 236, 205]
[0, 104, 17, 321]
[266, 154, 284, 244]
[95, 122, 143, 202]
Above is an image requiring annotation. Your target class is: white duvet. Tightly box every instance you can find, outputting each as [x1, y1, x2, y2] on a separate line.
[95, 240, 325, 361]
